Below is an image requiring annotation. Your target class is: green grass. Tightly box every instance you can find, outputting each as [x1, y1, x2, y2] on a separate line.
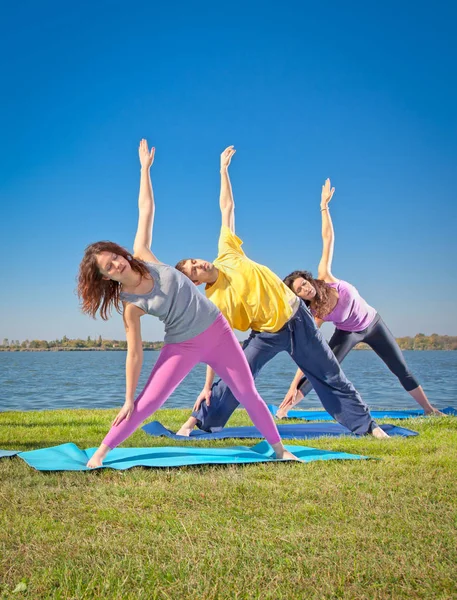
[1, 409, 456, 600]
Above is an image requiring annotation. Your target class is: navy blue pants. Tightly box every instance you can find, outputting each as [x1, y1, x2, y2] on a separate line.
[298, 313, 420, 395]
[192, 302, 376, 435]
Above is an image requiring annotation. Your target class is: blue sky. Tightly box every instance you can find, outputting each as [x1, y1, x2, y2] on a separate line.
[1, 0, 456, 342]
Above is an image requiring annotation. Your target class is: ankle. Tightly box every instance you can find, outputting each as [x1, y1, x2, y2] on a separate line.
[94, 444, 110, 459]
[271, 441, 285, 458]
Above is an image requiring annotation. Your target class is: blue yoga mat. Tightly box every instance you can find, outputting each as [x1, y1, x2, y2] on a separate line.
[0, 449, 20, 458]
[8, 442, 368, 471]
[267, 404, 457, 421]
[142, 421, 418, 440]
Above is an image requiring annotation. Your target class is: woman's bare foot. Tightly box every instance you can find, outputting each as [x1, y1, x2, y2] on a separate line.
[87, 444, 110, 468]
[271, 442, 301, 461]
[176, 416, 198, 437]
[278, 449, 302, 461]
[371, 426, 390, 439]
[176, 426, 193, 437]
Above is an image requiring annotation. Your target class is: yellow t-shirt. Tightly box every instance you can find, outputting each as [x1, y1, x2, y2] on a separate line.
[205, 226, 298, 332]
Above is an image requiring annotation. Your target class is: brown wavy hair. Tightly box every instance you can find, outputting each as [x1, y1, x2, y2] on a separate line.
[77, 241, 150, 320]
[283, 270, 335, 319]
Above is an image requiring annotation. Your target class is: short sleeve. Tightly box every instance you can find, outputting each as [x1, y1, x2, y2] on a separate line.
[217, 226, 245, 258]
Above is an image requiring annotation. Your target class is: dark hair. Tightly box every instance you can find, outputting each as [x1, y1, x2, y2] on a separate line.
[283, 270, 335, 319]
[175, 258, 192, 276]
[77, 241, 150, 320]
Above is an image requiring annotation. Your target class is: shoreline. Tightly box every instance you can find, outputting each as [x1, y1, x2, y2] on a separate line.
[0, 347, 161, 352]
[0, 347, 455, 352]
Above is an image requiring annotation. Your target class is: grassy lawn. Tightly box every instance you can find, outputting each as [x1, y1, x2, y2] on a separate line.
[0, 409, 456, 599]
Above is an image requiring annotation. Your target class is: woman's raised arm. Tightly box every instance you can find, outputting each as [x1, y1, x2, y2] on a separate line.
[317, 178, 338, 283]
[219, 146, 236, 234]
[133, 139, 160, 263]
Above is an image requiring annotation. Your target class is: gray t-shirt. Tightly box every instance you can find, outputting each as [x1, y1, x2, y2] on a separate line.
[120, 262, 220, 343]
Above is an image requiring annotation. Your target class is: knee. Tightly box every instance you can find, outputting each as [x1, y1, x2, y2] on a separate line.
[399, 371, 420, 392]
[388, 361, 419, 391]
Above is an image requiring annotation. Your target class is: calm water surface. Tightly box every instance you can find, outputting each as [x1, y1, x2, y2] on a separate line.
[0, 350, 455, 412]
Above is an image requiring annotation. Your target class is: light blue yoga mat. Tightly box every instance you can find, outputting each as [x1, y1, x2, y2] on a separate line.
[6, 442, 368, 471]
[0, 449, 20, 458]
[268, 404, 457, 421]
[142, 421, 418, 440]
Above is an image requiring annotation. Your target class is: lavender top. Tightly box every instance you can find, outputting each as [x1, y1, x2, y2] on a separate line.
[312, 279, 377, 332]
[120, 262, 220, 344]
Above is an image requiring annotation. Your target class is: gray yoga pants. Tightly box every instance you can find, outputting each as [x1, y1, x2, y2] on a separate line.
[298, 313, 420, 395]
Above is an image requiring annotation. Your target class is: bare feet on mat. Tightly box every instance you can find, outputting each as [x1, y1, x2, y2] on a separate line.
[176, 426, 193, 437]
[86, 445, 110, 468]
[272, 442, 302, 461]
[177, 416, 198, 436]
[278, 449, 302, 461]
[371, 426, 390, 439]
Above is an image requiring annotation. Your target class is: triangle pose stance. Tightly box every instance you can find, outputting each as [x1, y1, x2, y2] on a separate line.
[77, 140, 298, 468]
[276, 179, 443, 419]
[175, 148, 388, 439]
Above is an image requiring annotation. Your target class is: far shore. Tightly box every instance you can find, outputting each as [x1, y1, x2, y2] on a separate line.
[0, 347, 160, 352]
[1, 346, 456, 353]
[2, 334, 455, 352]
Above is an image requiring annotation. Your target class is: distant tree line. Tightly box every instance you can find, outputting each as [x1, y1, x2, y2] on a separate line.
[0, 335, 164, 351]
[355, 333, 457, 351]
[1, 333, 457, 351]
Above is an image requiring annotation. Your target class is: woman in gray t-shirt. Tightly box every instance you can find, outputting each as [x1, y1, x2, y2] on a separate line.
[78, 139, 296, 467]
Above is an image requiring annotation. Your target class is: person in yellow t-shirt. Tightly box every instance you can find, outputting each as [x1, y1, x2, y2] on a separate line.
[175, 146, 387, 439]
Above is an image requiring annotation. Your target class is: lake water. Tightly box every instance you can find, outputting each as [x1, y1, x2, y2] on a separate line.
[0, 350, 455, 413]
[0, 351, 457, 411]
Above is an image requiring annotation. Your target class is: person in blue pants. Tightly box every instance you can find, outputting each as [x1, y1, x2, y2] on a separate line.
[175, 147, 388, 439]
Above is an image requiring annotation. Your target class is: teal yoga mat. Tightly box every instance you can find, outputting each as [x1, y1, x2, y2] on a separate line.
[268, 404, 457, 420]
[2, 442, 368, 471]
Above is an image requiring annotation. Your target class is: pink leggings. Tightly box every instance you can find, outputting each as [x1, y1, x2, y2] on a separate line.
[103, 314, 281, 448]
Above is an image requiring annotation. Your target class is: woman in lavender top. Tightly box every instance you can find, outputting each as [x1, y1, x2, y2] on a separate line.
[277, 179, 442, 419]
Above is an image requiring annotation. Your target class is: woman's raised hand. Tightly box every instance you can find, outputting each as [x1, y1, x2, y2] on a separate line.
[321, 178, 335, 208]
[220, 145, 236, 170]
[139, 139, 155, 170]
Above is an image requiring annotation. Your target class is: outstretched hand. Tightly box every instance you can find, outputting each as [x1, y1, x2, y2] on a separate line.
[139, 139, 155, 170]
[112, 401, 135, 427]
[220, 146, 236, 170]
[278, 386, 305, 416]
[321, 178, 335, 207]
[278, 388, 299, 412]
